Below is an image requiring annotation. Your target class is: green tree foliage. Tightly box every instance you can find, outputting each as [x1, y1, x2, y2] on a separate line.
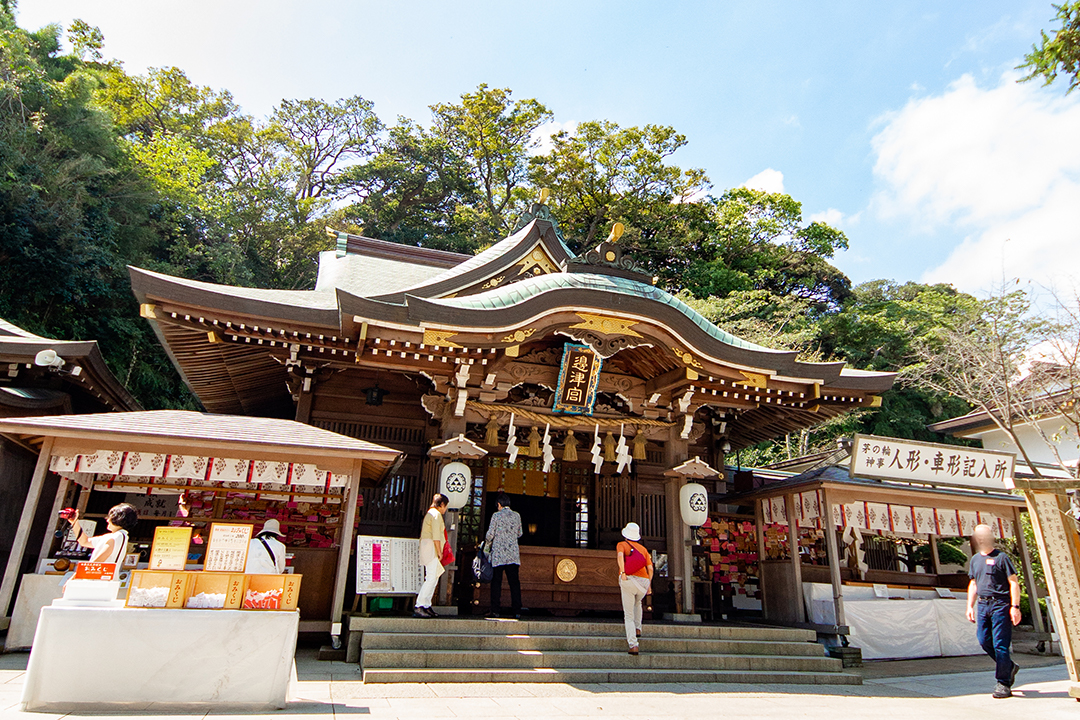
[1020, 1, 1080, 93]
[431, 85, 552, 244]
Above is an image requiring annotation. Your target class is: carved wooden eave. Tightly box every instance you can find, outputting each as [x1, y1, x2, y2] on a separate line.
[428, 433, 489, 459]
[664, 456, 721, 479]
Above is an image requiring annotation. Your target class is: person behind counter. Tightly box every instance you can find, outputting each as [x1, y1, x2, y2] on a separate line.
[245, 519, 287, 574]
[414, 493, 449, 618]
[66, 503, 138, 574]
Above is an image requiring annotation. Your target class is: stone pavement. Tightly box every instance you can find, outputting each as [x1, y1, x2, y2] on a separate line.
[0, 648, 1073, 719]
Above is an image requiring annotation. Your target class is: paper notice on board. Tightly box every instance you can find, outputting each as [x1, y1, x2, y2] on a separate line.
[356, 536, 422, 594]
[149, 526, 192, 571]
[873, 583, 890, 598]
[934, 587, 955, 599]
[204, 523, 252, 572]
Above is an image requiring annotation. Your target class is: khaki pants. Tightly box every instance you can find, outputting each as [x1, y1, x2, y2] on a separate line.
[416, 539, 444, 608]
[619, 574, 650, 648]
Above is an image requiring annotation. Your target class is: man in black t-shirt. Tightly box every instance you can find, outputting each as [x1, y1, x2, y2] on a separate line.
[966, 524, 1022, 699]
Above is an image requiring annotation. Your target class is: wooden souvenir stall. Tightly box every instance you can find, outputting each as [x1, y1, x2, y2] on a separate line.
[724, 435, 1038, 660]
[0, 409, 402, 675]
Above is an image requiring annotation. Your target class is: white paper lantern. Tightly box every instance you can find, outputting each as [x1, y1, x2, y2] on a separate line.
[679, 482, 709, 526]
[439, 461, 471, 510]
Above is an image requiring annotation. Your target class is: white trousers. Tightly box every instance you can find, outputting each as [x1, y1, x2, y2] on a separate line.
[416, 539, 444, 608]
[619, 575, 650, 648]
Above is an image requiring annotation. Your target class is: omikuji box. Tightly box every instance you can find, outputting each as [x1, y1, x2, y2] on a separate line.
[125, 570, 190, 608]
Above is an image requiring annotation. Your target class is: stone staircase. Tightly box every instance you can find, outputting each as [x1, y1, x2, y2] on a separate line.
[353, 617, 860, 684]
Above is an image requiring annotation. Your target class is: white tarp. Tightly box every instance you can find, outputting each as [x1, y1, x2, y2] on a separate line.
[803, 582, 984, 660]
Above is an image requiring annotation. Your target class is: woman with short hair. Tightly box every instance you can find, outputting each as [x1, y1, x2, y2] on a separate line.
[66, 503, 138, 578]
[415, 493, 449, 618]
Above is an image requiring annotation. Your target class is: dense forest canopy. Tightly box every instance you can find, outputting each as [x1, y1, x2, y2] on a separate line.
[0, 9, 987, 460]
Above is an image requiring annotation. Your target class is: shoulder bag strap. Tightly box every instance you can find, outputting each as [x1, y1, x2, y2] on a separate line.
[257, 535, 278, 567]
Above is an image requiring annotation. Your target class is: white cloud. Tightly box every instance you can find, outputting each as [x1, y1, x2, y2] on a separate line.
[741, 168, 785, 194]
[870, 72, 1080, 293]
[529, 120, 577, 156]
[808, 208, 844, 226]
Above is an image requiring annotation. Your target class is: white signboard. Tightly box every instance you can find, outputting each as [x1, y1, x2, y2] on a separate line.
[356, 535, 422, 594]
[203, 523, 252, 572]
[850, 433, 1015, 490]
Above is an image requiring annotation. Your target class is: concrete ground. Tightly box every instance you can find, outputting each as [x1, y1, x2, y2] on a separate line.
[0, 647, 1073, 720]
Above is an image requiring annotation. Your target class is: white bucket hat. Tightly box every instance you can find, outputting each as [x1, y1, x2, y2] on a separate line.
[621, 522, 641, 542]
[261, 519, 285, 537]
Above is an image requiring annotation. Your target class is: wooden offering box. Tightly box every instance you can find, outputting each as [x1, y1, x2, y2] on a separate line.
[242, 574, 302, 611]
[125, 571, 190, 609]
[185, 572, 247, 609]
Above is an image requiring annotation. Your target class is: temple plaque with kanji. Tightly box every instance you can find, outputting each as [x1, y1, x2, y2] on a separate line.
[553, 343, 602, 415]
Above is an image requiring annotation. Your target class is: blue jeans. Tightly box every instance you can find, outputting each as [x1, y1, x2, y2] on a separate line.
[975, 599, 1014, 685]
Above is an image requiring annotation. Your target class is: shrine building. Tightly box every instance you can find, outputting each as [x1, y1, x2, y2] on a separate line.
[129, 198, 895, 618]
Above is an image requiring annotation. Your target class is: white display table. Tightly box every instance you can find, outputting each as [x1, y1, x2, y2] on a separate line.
[803, 582, 983, 660]
[21, 606, 299, 712]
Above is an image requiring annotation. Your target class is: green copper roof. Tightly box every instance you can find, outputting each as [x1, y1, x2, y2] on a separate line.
[424, 272, 780, 353]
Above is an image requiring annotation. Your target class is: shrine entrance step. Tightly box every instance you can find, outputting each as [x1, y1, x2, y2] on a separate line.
[350, 617, 860, 685]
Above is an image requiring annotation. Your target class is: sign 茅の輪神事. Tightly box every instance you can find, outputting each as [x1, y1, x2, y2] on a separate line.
[149, 526, 193, 571]
[203, 523, 252, 572]
[552, 343, 602, 415]
[849, 433, 1015, 490]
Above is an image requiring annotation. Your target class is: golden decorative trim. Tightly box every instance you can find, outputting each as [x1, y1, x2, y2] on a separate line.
[502, 328, 538, 344]
[556, 558, 578, 583]
[517, 247, 560, 276]
[423, 329, 462, 348]
[739, 371, 768, 389]
[671, 346, 703, 368]
[569, 313, 643, 338]
[481, 275, 505, 290]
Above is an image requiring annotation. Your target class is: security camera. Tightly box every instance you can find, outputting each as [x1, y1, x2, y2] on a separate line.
[33, 349, 65, 370]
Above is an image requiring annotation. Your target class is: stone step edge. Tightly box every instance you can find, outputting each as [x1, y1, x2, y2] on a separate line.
[360, 634, 816, 651]
[351, 620, 815, 640]
[360, 635, 825, 655]
[361, 649, 835, 662]
[361, 668, 862, 685]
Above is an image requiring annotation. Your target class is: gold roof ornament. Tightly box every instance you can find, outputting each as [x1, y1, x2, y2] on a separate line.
[607, 222, 625, 243]
[537, 188, 551, 205]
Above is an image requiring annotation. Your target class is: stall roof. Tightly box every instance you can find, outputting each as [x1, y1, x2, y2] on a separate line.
[724, 464, 1025, 511]
[0, 410, 403, 484]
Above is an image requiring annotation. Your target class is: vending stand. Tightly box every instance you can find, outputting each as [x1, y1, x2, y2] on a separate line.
[0, 410, 400, 712]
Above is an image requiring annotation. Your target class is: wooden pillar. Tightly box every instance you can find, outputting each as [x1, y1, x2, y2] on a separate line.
[929, 535, 942, 575]
[784, 492, 805, 623]
[1013, 505, 1046, 635]
[665, 430, 691, 614]
[0, 437, 55, 618]
[330, 460, 362, 646]
[754, 498, 768, 620]
[821, 490, 846, 628]
[37, 476, 72, 564]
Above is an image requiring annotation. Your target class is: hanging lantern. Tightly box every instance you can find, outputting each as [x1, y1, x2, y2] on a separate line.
[439, 461, 471, 510]
[679, 482, 709, 526]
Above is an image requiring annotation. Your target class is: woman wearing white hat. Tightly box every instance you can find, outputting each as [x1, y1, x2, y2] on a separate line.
[244, 519, 287, 574]
[616, 522, 653, 655]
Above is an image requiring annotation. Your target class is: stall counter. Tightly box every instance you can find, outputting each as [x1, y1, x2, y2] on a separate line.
[21, 606, 298, 712]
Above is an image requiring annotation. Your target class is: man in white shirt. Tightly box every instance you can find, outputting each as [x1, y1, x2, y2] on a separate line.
[244, 519, 287, 574]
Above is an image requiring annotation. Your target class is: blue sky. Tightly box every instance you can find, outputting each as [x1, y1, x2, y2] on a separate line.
[16, 1, 1080, 295]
